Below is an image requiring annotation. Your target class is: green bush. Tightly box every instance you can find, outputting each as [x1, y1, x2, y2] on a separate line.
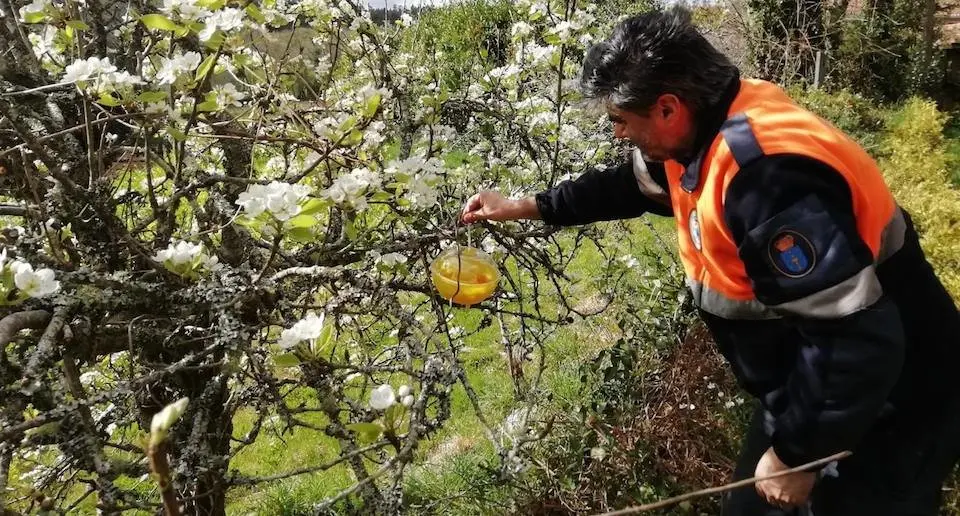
[788, 86, 886, 151]
[881, 99, 960, 302]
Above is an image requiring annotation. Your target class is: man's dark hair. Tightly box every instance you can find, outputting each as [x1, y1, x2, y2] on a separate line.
[580, 7, 738, 116]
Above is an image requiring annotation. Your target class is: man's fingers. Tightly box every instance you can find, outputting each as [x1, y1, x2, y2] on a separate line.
[462, 193, 494, 223]
[462, 194, 483, 214]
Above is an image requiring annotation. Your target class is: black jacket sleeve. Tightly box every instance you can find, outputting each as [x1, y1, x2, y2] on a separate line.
[723, 155, 905, 467]
[534, 159, 673, 226]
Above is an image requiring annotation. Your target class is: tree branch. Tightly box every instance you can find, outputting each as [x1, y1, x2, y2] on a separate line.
[0, 309, 51, 347]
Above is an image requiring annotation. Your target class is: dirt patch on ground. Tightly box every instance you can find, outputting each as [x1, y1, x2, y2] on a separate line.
[636, 322, 746, 491]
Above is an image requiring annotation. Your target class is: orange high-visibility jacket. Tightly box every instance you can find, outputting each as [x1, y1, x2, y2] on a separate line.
[662, 79, 905, 320]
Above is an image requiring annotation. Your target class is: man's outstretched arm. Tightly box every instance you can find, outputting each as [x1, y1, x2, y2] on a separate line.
[462, 159, 673, 225]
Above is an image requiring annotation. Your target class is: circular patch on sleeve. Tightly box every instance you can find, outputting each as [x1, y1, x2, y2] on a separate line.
[767, 230, 816, 278]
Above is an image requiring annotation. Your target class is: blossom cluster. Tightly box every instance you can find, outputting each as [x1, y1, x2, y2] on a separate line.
[62, 57, 143, 94]
[369, 384, 414, 410]
[153, 241, 220, 278]
[320, 167, 381, 209]
[236, 181, 312, 221]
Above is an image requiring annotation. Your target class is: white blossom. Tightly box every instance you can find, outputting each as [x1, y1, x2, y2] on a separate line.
[369, 384, 395, 410]
[407, 174, 439, 208]
[79, 371, 103, 386]
[235, 181, 310, 220]
[278, 312, 326, 349]
[213, 82, 245, 107]
[154, 240, 203, 266]
[619, 255, 639, 268]
[199, 7, 245, 41]
[482, 236, 507, 256]
[486, 64, 522, 82]
[156, 51, 202, 85]
[161, 0, 209, 21]
[363, 120, 386, 147]
[98, 70, 143, 94]
[320, 167, 380, 208]
[511, 21, 533, 38]
[28, 25, 60, 60]
[401, 395, 414, 407]
[62, 57, 117, 84]
[11, 262, 60, 298]
[397, 385, 411, 398]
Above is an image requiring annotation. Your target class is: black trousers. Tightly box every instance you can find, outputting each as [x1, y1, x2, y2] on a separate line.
[722, 401, 960, 516]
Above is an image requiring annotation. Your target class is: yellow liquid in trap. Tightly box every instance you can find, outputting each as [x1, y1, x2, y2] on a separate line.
[431, 253, 499, 306]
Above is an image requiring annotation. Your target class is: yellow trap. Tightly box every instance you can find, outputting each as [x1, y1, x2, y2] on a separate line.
[430, 246, 500, 306]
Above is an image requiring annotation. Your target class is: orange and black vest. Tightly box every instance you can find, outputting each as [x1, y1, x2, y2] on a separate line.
[663, 79, 905, 320]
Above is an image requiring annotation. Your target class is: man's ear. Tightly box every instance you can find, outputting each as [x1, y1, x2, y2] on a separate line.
[656, 94, 681, 121]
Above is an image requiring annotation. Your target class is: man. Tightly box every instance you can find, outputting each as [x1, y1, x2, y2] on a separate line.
[460, 7, 960, 516]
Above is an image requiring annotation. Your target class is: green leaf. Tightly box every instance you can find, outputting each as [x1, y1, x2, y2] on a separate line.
[273, 353, 301, 368]
[287, 215, 317, 228]
[175, 24, 191, 38]
[203, 31, 226, 49]
[196, 100, 219, 112]
[370, 191, 393, 202]
[97, 93, 120, 107]
[138, 91, 168, 103]
[338, 116, 359, 133]
[383, 405, 402, 431]
[343, 129, 364, 147]
[298, 198, 328, 216]
[140, 14, 179, 32]
[245, 3, 267, 24]
[313, 323, 334, 354]
[288, 227, 314, 243]
[66, 20, 90, 31]
[346, 422, 383, 443]
[195, 54, 217, 82]
[343, 219, 358, 241]
[197, 0, 226, 9]
[22, 12, 46, 24]
[362, 93, 382, 119]
[166, 126, 187, 141]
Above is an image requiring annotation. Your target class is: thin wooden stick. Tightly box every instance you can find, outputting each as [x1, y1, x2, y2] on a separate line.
[595, 450, 852, 516]
[147, 441, 181, 516]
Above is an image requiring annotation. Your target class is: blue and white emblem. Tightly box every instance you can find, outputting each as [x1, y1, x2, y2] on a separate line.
[689, 209, 702, 251]
[768, 231, 816, 278]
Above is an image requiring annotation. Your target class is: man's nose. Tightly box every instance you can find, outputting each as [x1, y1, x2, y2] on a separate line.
[613, 123, 626, 140]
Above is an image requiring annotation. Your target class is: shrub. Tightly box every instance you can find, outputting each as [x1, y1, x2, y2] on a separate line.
[881, 99, 960, 301]
[788, 86, 886, 151]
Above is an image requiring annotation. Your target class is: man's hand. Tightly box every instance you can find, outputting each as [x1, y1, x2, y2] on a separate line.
[460, 191, 540, 223]
[755, 447, 817, 508]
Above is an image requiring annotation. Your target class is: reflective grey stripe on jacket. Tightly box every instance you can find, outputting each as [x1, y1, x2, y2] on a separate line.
[632, 149, 671, 207]
[691, 207, 907, 320]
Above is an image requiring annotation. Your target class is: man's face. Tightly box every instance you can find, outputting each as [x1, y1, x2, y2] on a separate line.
[607, 95, 694, 162]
